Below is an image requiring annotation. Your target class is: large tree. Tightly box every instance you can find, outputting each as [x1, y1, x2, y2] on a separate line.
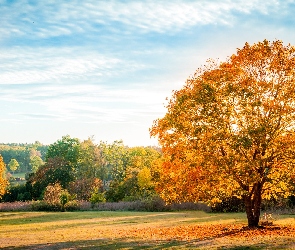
[76, 138, 102, 179]
[30, 155, 44, 173]
[28, 157, 74, 199]
[46, 135, 80, 169]
[151, 40, 295, 227]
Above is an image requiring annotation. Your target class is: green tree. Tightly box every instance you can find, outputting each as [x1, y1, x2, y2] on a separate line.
[105, 146, 162, 202]
[46, 135, 80, 169]
[8, 158, 19, 174]
[77, 138, 102, 179]
[30, 155, 44, 173]
[98, 140, 128, 182]
[28, 157, 74, 199]
[126, 147, 162, 170]
[151, 40, 295, 227]
[0, 143, 46, 172]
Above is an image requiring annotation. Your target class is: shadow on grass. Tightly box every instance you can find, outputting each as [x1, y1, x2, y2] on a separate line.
[217, 247, 265, 250]
[0, 211, 181, 226]
[0, 238, 284, 250]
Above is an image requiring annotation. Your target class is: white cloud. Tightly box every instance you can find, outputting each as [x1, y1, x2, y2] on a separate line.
[0, 47, 141, 85]
[1, 0, 293, 146]
[0, 0, 284, 40]
[37, 85, 168, 122]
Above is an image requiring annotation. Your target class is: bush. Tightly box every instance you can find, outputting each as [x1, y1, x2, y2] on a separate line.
[31, 199, 80, 212]
[64, 200, 79, 211]
[87, 195, 209, 212]
[40, 183, 76, 211]
[170, 202, 211, 212]
[0, 184, 33, 202]
[60, 190, 71, 211]
[140, 196, 169, 212]
[90, 191, 106, 207]
[17, 192, 31, 202]
[105, 180, 125, 202]
[31, 200, 61, 211]
[0, 199, 212, 213]
[0, 201, 31, 211]
[43, 183, 63, 205]
[68, 178, 103, 201]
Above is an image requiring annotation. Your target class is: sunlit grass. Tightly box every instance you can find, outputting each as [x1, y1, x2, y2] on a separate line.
[11, 172, 26, 179]
[0, 211, 295, 249]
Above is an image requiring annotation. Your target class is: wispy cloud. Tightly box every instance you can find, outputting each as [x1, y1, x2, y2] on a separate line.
[0, 0, 283, 41]
[17, 113, 63, 120]
[0, 47, 140, 85]
[0, 0, 294, 145]
[1, 77, 168, 124]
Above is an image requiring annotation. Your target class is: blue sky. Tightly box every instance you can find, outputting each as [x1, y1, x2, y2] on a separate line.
[1, 0, 295, 146]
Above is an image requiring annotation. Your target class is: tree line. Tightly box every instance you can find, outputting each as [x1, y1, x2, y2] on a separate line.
[0, 136, 162, 204]
[0, 142, 48, 174]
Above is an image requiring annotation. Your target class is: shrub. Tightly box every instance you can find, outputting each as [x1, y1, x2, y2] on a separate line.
[31, 200, 61, 211]
[0, 184, 31, 202]
[0, 201, 31, 211]
[105, 180, 125, 202]
[60, 190, 72, 211]
[68, 178, 103, 201]
[41, 183, 76, 211]
[170, 202, 211, 212]
[141, 196, 168, 212]
[43, 183, 63, 205]
[31, 199, 79, 212]
[90, 191, 106, 207]
[64, 200, 79, 211]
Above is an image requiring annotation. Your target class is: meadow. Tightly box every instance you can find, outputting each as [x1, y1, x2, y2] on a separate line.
[1, 210, 295, 249]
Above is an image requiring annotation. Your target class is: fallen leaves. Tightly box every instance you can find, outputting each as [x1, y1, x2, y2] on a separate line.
[116, 223, 295, 242]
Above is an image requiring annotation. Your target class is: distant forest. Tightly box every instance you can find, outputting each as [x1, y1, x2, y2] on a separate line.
[0, 136, 163, 204]
[0, 142, 48, 173]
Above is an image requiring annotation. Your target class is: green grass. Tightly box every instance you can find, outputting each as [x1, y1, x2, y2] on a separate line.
[11, 172, 27, 179]
[0, 211, 295, 249]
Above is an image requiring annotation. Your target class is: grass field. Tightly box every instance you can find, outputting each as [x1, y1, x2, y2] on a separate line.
[1, 210, 295, 249]
[11, 172, 27, 179]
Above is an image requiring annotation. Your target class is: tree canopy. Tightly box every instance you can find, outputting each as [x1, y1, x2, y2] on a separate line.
[0, 142, 48, 172]
[46, 135, 80, 168]
[24, 136, 162, 203]
[0, 155, 8, 197]
[8, 159, 19, 174]
[151, 40, 295, 227]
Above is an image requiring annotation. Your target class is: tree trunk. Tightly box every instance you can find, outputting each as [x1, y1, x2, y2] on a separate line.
[243, 183, 262, 227]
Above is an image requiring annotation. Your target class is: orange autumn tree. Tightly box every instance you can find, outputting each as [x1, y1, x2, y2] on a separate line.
[0, 154, 8, 198]
[150, 40, 295, 227]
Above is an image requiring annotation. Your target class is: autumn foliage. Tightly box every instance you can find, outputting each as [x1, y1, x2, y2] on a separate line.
[151, 40, 295, 227]
[0, 155, 8, 197]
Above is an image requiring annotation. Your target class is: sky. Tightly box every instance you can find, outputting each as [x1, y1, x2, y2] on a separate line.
[1, 0, 295, 147]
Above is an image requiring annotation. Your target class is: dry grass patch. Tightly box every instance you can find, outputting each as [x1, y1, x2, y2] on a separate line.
[0, 211, 295, 249]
